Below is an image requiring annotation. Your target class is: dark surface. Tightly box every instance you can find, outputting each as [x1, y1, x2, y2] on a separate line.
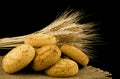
[0, 0, 117, 78]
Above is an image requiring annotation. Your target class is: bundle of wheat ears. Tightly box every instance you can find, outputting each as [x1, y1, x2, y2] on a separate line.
[0, 9, 99, 58]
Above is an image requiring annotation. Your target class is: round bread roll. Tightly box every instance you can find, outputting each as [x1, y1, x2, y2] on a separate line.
[60, 44, 89, 66]
[31, 45, 61, 71]
[45, 58, 79, 77]
[2, 44, 35, 73]
[24, 33, 56, 46]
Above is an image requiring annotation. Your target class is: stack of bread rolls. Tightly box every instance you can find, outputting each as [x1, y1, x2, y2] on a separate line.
[2, 33, 89, 77]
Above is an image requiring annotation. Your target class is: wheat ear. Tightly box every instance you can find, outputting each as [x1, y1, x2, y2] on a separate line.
[0, 10, 98, 58]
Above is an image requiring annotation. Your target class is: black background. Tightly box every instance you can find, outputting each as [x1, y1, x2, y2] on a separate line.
[0, 0, 118, 78]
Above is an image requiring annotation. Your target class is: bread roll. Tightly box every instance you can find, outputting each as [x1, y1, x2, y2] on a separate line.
[2, 44, 35, 73]
[24, 34, 56, 46]
[60, 44, 89, 66]
[45, 58, 79, 77]
[31, 45, 61, 71]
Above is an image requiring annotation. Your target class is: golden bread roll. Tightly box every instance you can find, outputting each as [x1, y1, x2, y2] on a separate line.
[60, 44, 89, 66]
[2, 44, 35, 73]
[24, 34, 56, 46]
[45, 58, 79, 77]
[31, 45, 61, 71]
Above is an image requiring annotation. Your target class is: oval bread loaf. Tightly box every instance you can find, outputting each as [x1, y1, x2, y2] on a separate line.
[2, 44, 35, 73]
[60, 44, 89, 66]
[24, 34, 56, 46]
[45, 58, 79, 77]
[31, 45, 61, 71]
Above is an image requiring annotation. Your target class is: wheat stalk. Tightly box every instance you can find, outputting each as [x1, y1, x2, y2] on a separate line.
[0, 9, 99, 58]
